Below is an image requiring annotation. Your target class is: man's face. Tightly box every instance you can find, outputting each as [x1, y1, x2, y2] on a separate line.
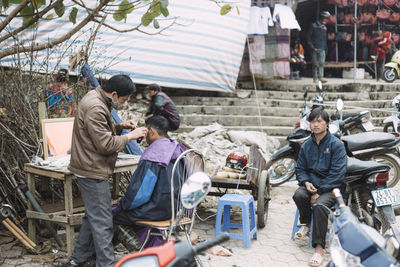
[147, 90, 157, 98]
[145, 127, 156, 145]
[310, 115, 328, 135]
[112, 92, 130, 104]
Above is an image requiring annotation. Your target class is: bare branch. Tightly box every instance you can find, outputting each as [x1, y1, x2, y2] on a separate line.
[0, 0, 30, 32]
[0, 0, 64, 44]
[0, 1, 110, 60]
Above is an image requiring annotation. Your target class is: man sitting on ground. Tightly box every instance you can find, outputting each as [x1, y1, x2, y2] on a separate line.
[113, 115, 186, 247]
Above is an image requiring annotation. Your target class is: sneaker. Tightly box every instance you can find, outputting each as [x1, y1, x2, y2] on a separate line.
[371, 55, 377, 60]
[320, 78, 327, 83]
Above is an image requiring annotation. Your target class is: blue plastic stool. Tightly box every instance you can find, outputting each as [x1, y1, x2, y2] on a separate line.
[291, 205, 336, 248]
[215, 194, 257, 248]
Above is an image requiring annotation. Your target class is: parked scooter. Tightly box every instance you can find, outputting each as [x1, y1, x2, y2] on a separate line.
[268, 99, 400, 187]
[383, 50, 400, 83]
[114, 172, 230, 267]
[326, 188, 400, 267]
[344, 157, 398, 234]
[383, 94, 400, 133]
[296, 83, 374, 134]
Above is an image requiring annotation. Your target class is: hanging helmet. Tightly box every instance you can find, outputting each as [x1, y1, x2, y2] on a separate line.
[320, 11, 331, 19]
[226, 151, 248, 170]
[311, 95, 324, 110]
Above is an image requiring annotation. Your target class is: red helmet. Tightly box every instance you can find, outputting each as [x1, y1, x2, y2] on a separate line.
[226, 151, 248, 170]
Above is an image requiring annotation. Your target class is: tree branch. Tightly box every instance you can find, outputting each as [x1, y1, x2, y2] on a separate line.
[0, 1, 110, 60]
[0, 0, 30, 32]
[0, 0, 64, 44]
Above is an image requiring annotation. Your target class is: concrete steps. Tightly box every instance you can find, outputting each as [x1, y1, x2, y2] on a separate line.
[171, 82, 397, 144]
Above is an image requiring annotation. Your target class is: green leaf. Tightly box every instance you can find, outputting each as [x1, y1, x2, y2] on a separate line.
[54, 2, 65, 17]
[1, 0, 10, 10]
[9, 0, 23, 3]
[32, 0, 45, 9]
[236, 6, 240, 15]
[122, 0, 134, 14]
[153, 18, 159, 29]
[160, 0, 168, 9]
[141, 12, 152, 26]
[160, 7, 169, 17]
[113, 11, 125, 21]
[45, 13, 54, 20]
[20, 4, 33, 22]
[220, 4, 232, 16]
[69, 7, 78, 24]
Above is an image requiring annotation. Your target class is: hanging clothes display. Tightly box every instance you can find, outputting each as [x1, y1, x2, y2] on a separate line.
[247, 6, 274, 34]
[272, 4, 301, 30]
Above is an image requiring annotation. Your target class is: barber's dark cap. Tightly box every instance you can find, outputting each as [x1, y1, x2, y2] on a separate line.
[145, 83, 161, 92]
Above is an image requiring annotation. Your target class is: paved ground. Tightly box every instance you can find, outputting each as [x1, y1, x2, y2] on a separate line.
[0, 181, 330, 267]
[2, 178, 400, 267]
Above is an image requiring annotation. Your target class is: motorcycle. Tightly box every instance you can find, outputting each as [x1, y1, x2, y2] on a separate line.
[344, 157, 398, 234]
[326, 188, 400, 267]
[268, 99, 400, 187]
[114, 172, 230, 267]
[295, 83, 374, 134]
[383, 50, 400, 83]
[383, 94, 400, 133]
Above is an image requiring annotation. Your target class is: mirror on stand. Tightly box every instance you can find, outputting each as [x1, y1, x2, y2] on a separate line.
[181, 172, 211, 209]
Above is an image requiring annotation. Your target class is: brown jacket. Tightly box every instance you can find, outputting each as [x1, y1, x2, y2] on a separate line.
[68, 87, 129, 179]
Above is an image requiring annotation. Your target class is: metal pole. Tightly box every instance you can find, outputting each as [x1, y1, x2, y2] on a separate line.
[353, 0, 358, 81]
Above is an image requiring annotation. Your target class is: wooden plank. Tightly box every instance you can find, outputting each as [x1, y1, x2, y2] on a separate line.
[26, 210, 68, 224]
[68, 213, 85, 226]
[24, 164, 67, 179]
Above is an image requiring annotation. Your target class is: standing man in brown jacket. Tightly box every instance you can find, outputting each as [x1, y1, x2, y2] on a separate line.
[64, 75, 147, 267]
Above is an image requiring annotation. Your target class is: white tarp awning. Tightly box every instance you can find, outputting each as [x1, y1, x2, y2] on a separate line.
[1, 1, 251, 92]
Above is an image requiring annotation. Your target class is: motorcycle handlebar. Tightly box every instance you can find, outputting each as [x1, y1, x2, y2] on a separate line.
[193, 232, 230, 255]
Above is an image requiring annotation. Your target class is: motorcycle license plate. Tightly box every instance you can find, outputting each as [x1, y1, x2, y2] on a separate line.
[362, 121, 375, 131]
[371, 188, 399, 207]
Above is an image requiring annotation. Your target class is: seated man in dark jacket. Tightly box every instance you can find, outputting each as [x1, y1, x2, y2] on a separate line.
[145, 83, 180, 131]
[113, 115, 186, 248]
[292, 107, 347, 267]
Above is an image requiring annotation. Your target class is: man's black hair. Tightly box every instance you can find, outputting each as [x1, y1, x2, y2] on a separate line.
[103, 75, 136, 96]
[308, 106, 330, 124]
[145, 83, 161, 92]
[146, 115, 169, 137]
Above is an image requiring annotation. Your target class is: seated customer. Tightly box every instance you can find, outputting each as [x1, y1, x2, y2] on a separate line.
[113, 115, 186, 248]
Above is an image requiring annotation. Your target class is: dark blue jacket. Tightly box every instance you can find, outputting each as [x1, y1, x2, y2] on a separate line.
[295, 131, 347, 195]
[307, 21, 327, 51]
[120, 138, 186, 222]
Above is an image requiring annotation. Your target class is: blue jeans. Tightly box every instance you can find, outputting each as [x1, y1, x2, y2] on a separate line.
[311, 49, 326, 79]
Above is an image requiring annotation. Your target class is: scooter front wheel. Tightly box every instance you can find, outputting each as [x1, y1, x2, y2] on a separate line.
[383, 67, 397, 83]
[267, 156, 296, 186]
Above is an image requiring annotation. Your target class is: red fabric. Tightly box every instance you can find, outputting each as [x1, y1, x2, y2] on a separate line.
[372, 37, 386, 61]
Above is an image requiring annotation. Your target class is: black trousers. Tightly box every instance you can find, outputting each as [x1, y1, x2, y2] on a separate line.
[292, 186, 335, 249]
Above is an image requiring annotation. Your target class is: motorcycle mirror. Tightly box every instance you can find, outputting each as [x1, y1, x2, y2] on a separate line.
[336, 98, 344, 112]
[304, 87, 309, 99]
[181, 172, 211, 209]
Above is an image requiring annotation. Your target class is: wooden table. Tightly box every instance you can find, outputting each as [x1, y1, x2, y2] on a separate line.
[24, 154, 139, 256]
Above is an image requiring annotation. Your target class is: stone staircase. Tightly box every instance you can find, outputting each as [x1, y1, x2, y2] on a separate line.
[170, 80, 400, 145]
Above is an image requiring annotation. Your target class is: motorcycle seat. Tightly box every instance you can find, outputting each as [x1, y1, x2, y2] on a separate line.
[341, 132, 398, 151]
[331, 113, 360, 121]
[346, 157, 390, 176]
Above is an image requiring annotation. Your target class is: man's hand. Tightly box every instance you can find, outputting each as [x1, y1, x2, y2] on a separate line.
[304, 181, 317, 194]
[310, 193, 320, 205]
[120, 120, 136, 130]
[127, 127, 148, 141]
